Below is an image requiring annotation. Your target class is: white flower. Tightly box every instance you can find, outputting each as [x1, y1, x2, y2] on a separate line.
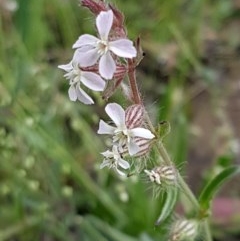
[72, 10, 137, 79]
[97, 103, 155, 156]
[145, 166, 177, 185]
[144, 169, 161, 184]
[58, 60, 105, 104]
[100, 145, 130, 176]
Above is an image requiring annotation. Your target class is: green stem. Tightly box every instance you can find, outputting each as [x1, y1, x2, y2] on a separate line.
[156, 141, 199, 210]
[203, 219, 212, 241]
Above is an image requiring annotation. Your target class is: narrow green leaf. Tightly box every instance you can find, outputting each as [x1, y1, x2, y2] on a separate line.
[86, 215, 138, 241]
[155, 187, 178, 226]
[0, 215, 48, 241]
[199, 165, 240, 210]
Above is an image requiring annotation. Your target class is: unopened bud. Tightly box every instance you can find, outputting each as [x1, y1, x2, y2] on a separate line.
[170, 219, 198, 241]
[80, 0, 107, 15]
[144, 165, 177, 186]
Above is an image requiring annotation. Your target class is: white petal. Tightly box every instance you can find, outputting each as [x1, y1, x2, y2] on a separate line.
[109, 39, 137, 58]
[128, 139, 140, 156]
[101, 150, 113, 158]
[115, 168, 126, 176]
[72, 46, 92, 59]
[73, 34, 99, 48]
[58, 62, 73, 72]
[68, 85, 77, 101]
[96, 10, 113, 40]
[76, 84, 94, 104]
[112, 145, 119, 155]
[99, 52, 116, 79]
[81, 71, 105, 91]
[100, 160, 110, 169]
[97, 120, 115, 134]
[74, 48, 100, 67]
[130, 128, 155, 139]
[118, 158, 130, 169]
[105, 103, 125, 127]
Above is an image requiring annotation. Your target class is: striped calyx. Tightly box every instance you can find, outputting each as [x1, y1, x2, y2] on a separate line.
[144, 165, 177, 185]
[125, 104, 144, 129]
[125, 104, 153, 157]
[170, 219, 198, 241]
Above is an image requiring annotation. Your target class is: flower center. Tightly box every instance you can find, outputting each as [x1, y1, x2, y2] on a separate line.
[97, 40, 109, 55]
[70, 63, 82, 85]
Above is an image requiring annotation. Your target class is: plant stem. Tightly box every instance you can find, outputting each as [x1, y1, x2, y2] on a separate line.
[127, 67, 212, 241]
[156, 140, 199, 210]
[203, 219, 212, 241]
[127, 59, 141, 104]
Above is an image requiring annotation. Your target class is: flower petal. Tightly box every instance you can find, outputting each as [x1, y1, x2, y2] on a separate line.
[73, 48, 100, 67]
[96, 10, 113, 40]
[97, 120, 115, 134]
[81, 71, 105, 91]
[133, 137, 151, 157]
[128, 139, 140, 156]
[115, 168, 126, 176]
[58, 62, 73, 72]
[109, 39, 137, 58]
[73, 34, 99, 48]
[99, 52, 116, 79]
[130, 128, 155, 139]
[118, 158, 130, 169]
[105, 103, 125, 127]
[101, 150, 113, 158]
[76, 84, 94, 104]
[100, 159, 110, 169]
[68, 85, 77, 101]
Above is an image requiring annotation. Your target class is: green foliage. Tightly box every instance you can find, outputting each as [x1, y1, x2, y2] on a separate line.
[155, 187, 178, 226]
[199, 166, 240, 212]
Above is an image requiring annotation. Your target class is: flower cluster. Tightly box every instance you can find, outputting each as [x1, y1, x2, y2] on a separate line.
[98, 103, 155, 175]
[58, 4, 155, 176]
[58, 9, 136, 104]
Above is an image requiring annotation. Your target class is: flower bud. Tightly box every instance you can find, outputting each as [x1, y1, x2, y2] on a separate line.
[170, 219, 198, 241]
[144, 165, 177, 186]
[81, 0, 107, 15]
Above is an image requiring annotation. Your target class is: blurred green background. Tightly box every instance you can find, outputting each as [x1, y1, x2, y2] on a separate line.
[0, 0, 240, 240]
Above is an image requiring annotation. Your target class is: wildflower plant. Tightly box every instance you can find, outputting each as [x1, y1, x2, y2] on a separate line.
[58, 0, 240, 240]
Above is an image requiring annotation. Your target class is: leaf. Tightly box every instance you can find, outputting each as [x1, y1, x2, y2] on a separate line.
[86, 215, 138, 241]
[155, 187, 178, 226]
[157, 121, 171, 140]
[199, 165, 240, 211]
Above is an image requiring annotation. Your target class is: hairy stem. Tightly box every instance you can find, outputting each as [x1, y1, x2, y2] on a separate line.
[203, 219, 212, 241]
[127, 67, 212, 241]
[127, 59, 141, 104]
